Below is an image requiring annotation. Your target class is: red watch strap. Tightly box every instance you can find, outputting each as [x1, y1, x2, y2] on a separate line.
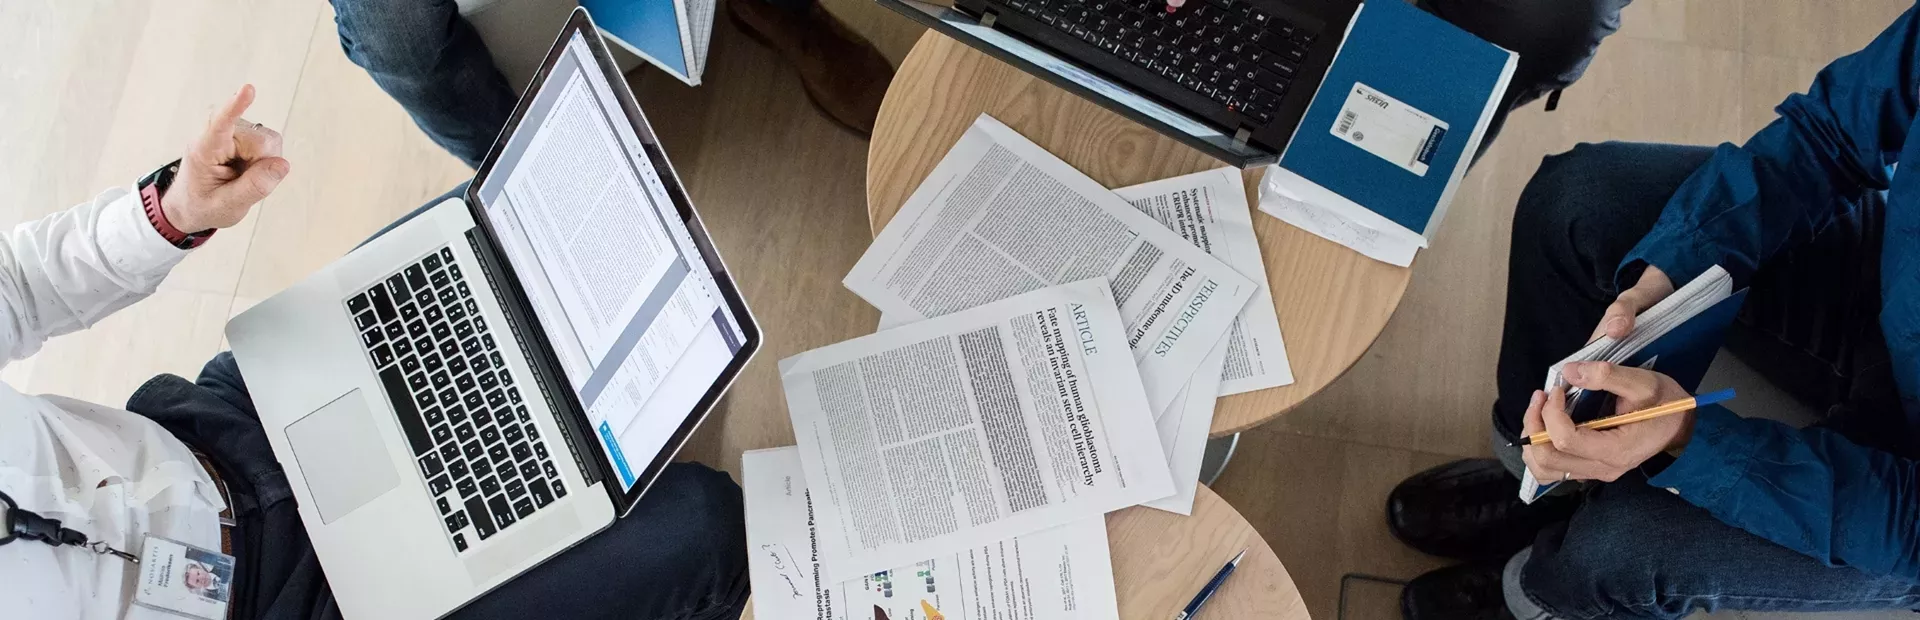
[139, 173, 213, 249]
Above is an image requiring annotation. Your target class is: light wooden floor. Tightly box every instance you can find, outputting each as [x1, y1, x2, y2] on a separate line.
[2, 1, 1908, 618]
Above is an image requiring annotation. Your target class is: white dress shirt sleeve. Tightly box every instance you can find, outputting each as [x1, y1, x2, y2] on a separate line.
[0, 186, 189, 364]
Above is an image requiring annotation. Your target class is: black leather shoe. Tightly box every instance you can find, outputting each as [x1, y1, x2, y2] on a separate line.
[1401, 559, 1516, 620]
[1387, 458, 1578, 560]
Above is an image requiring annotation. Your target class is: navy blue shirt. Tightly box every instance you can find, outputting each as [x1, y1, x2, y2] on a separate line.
[1625, 5, 1920, 581]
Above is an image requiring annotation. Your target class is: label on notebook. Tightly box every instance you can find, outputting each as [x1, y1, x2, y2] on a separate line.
[1330, 83, 1448, 176]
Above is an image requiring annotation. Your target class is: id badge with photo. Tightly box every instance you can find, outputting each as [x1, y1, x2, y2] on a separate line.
[132, 535, 235, 620]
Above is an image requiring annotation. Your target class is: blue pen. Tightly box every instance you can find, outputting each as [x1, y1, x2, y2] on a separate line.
[1174, 549, 1246, 620]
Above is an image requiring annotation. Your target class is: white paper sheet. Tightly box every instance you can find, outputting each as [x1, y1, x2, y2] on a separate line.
[1142, 339, 1226, 515]
[744, 447, 1121, 620]
[1257, 165, 1421, 267]
[780, 279, 1173, 580]
[1113, 168, 1294, 396]
[844, 114, 1256, 415]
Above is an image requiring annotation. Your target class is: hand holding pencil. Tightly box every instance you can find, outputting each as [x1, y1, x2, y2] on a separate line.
[1519, 362, 1715, 484]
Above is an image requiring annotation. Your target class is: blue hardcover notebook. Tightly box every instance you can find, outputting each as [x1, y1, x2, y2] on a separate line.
[1259, 0, 1515, 266]
[583, 0, 715, 85]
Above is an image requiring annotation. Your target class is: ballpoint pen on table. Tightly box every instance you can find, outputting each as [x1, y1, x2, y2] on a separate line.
[1173, 548, 1246, 620]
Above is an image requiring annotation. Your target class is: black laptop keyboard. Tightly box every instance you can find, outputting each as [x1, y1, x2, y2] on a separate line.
[1000, 0, 1316, 124]
[347, 246, 569, 554]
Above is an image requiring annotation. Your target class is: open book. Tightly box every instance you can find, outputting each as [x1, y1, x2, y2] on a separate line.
[1520, 265, 1748, 502]
[583, 0, 716, 85]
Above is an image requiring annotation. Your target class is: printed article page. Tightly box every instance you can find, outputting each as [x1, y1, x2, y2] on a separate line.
[844, 114, 1256, 415]
[1143, 340, 1226, 515]
[780, 279, 1172, 580]
[1113, 168, 1294, 396]
[744, 447, 1121, 620]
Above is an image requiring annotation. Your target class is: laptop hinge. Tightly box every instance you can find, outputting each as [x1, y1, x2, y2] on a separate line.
[1232, 127, 1253, 149]
[979, 10, 998, 27]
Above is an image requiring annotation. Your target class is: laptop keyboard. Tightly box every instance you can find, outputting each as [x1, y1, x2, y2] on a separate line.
[1000, 0, 1316, 124]
[347, 246, 569, 554]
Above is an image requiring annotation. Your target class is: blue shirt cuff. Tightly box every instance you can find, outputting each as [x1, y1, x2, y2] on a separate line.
[1617, 226, 1725, 291]
[1646, 404, 1763, 506]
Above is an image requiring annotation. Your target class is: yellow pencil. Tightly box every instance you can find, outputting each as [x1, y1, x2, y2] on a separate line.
[1513, 388, 1735, 447]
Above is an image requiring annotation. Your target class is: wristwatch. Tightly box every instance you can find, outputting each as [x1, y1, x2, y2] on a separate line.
[137, 159, 214, 249]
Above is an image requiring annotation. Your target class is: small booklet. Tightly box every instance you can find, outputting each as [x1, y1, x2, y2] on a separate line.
[1256, 0, 1517, 267]
[845, 114, 1257, 415]
[743, 447, 1122, 620]
[781, 279, 1174, 580]
[582, 0, 716, 85]
[1520, 265, 1748, 502]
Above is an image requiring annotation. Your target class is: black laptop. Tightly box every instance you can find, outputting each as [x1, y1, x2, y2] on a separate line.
[878, 0, 1360, 167]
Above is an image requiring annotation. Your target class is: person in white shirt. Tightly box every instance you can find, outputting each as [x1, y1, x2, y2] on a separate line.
[0, 86, 749, 620]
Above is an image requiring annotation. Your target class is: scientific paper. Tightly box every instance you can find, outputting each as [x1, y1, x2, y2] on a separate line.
[744, 447, 1121, 620]
[844, 114, 1257, 415]
[1113, 168, 1294, 396]
[780, 279, 1173, 579]
[1143, 340, 1226, 515]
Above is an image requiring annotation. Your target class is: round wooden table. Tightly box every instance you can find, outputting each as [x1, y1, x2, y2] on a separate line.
[866, 32, 1413, 436]
[1106, 485, 1308, 619]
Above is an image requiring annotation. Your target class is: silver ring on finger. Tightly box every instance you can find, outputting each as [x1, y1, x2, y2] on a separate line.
[1561, 471, 1572, 482]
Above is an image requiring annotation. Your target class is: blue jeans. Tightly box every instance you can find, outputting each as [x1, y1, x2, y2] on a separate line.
[125, 224, 750, 620]
[1493, 142, 1919, 619]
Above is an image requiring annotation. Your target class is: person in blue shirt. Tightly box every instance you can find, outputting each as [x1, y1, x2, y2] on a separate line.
[1391, 5, 1920, 620]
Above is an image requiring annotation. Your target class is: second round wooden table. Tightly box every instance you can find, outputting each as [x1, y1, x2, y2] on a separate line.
[866, 32, 1413, 436]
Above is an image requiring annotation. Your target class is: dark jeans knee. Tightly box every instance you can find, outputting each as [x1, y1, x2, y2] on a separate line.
[330, 0, 461, 76]
[1422, 0, 1628, 101]
[1519, 485, 1701, 620]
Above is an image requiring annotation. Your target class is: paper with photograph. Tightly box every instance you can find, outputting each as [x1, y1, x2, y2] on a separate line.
[780, 279, 1172, 580]
[844, 114, 1256, 415]
[744, 447, 1121, 620]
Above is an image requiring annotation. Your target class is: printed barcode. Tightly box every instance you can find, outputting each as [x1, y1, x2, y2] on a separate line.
[1337, 110, 1358, 135]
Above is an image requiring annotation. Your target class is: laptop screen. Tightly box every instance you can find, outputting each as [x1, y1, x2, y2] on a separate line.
[472, 32, 748, 492]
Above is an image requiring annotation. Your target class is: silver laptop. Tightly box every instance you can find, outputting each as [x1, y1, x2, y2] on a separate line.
[226, 10, 760, 619]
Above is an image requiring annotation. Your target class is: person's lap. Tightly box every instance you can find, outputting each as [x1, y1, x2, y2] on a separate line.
[1493, 141, 1914, 617]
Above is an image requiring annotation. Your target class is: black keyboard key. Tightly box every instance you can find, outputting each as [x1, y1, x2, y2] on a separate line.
[445, 302, 467, 322]
[452, 533, 468, 552]
[543, 462, 559, 480]
[480, 476, 501, 496]
[438, 497, 451, 514]
[370, 344, 394, 367]
[430, 424, 452, 445]
[379, 367, 433, 455]
[487, 443, 510, 463]
[398, 303, 419, 322]
[447, 264, 463, 282]
[518, 459, 540, 480]
[386, 273, 410, 301]
[354, 310, 378, 331]
[513, 497, 534, 519]
[453, 320, 474, 340]
[528, 478, 554, 508]
[479, 426, 500, 445]
[384, 322, 405, 341]
[367, 285, 396, 322]
[430, 371, 451, 389]
[422, 304, 444, 324]
[465, 496, 495, 539]
[413, 288, 435, 307]
[471, 406, 493, 428]
[406, 265, 430, 292]
[414, 391, 435, 410]
[424, 252, 444, 272]
[439, 442, 461, 464]
[447, 458, 469, 481]
[348, 294, 371, 314]
[501, 422, 523, 444]
[430, 323, 453, 342]
[438, 387, 459, 408]
[422, 352, 443, 372]
[406, 319, 428, 339]
[457, 282, 470, 298]
[393, 338, 415, 359]
[465, 391, 486, 410]
[430, 270, 452, 289]
[439, 287, 460, 307]
[445, 509, 469, 533]
[516, 405, 530, 424]
[455, 423, 476, 442]
[423, 406, 444, 426]
[439, 339, 462, 359]
[477, 371, 499, 392]
[471, 456, 493, 478]
[510, 442, 532, 462]
[428, 474, 451, 495]
[1254, 68, 1289, 94]
[464, 337, 485, 357]
[446, 405, 468, 426]
[496, 460, 519, 483]
[500, 368, 514, 388]
[457, 477, 478, 498]
[552, 479, 567, 498]
[485, 389, 507, 409]
[419, 451, 444, 477]
[534, 442, 548, 460]
[505, 478, 526, 499]
[453, 371, 475, 393]
[360, 328, 384, 348]
[463, 440, 485, 461]
[490, 351, 505, 368]
[488, 494, 516, 529]
[465, 299, 480, 315]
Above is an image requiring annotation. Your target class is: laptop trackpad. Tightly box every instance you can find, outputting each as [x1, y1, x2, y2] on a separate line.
[286, 390, 400, 524]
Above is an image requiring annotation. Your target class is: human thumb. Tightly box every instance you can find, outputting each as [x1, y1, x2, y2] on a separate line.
[215, 157, 291, 212]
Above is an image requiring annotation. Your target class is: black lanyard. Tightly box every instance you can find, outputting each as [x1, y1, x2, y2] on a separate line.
[0, 489, 140, 563]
